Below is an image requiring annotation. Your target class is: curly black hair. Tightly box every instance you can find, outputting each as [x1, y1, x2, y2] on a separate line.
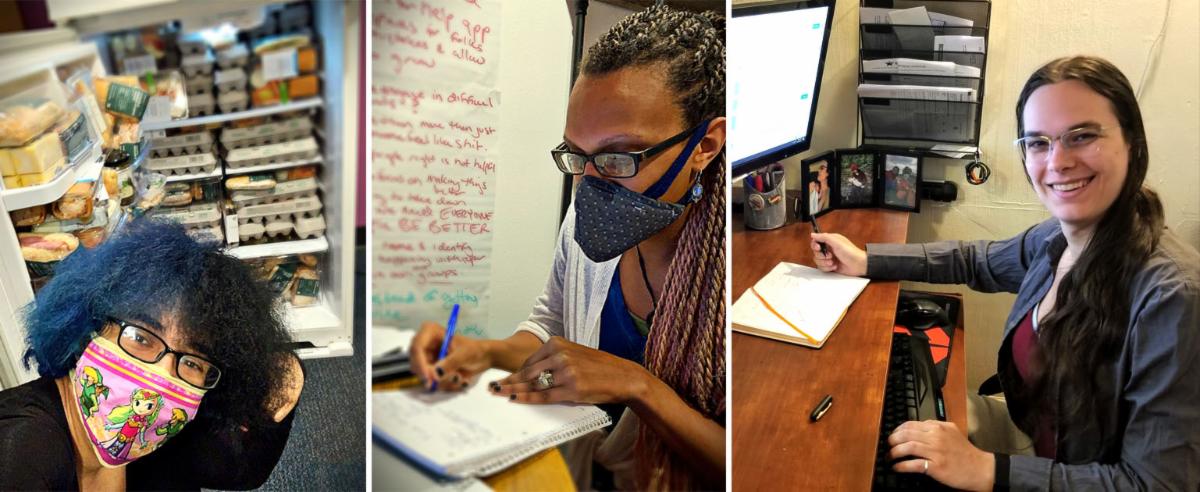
[580, 5, 725, 128]
[23, 220, 293, 427]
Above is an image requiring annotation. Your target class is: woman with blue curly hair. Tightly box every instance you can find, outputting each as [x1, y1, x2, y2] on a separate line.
[0, 220, 304, 490]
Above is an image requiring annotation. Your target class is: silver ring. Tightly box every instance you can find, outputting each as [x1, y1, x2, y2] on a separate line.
[535, 370, 554, 390]
[923, 459, 929, 474]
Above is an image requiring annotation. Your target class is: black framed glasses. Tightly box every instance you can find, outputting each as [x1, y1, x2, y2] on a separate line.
[109, 318, 222, 390]
[551, 123, 703, 178]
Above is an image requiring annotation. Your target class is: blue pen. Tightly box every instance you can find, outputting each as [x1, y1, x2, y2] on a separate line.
[430, 303, 460, 392]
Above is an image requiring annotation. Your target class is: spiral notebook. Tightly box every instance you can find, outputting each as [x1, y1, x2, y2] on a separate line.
[372, 368, 612, 478]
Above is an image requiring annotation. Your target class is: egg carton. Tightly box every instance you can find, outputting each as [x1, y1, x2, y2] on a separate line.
[188, 92, 215, 117]
[185, 74, 213, 95]
[225, 137, 319, 169]
[180, 53, 214, 77]
[188, 225, 224, 243]
[216, 44, 250, 69]
[178, 39, 208, 56]
[149, 131, 214, 158]
[214, 68, 247, 93]
[218, 90, 248, 113]
[237, 195, 323, 224]
[220, 117, 313, 150]
[265, 218, 294, 238]
[294, 214, 326, 239]
[230, 176, 318, 207]
[145, 152, 218, 176]
[154, 202, 222, 228]
[238, 221, 265, 242]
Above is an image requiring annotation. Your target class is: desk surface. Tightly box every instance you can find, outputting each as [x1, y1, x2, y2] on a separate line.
[731, 207, 967, 490]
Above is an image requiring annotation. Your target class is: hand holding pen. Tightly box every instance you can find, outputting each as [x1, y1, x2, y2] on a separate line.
[409, 304, 493, 391]
[809, 232, 869, 277]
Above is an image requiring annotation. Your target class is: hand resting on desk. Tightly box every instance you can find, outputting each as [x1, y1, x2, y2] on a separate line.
[490, 336, 649, 405]
[811, 233, 868, 276]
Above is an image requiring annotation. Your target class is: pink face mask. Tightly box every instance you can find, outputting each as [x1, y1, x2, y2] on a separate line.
[69, 336, 207, 468]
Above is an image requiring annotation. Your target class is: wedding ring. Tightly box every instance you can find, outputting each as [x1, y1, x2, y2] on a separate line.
[923, 459, 929, 474]
[535, 370, 554, 390]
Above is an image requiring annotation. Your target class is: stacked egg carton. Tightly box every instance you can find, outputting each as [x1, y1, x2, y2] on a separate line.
[179, 40, 215, 117]
[214, 43, 250, 113]
[145, 130, 217, 176]
[229, 174, 325, 242]
[153, 201, 224, 242]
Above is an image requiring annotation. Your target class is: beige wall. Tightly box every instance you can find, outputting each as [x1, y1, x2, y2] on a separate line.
[733, 0, 1200, 389]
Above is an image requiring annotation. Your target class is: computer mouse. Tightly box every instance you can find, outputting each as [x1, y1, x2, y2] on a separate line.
[897, 298, 950, 330]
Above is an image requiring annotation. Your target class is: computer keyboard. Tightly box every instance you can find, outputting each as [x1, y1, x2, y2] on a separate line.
[872, 332, 952, 491]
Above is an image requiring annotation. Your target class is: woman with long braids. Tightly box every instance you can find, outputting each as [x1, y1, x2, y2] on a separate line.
[812, 56, 1200, 490]
[409, 6, 726, 490]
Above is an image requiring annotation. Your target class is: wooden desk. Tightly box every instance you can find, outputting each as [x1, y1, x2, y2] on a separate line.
[731, 208, 967, 490]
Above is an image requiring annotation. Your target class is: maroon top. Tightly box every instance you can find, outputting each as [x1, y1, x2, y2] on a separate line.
[1011, 307, 1057, 459]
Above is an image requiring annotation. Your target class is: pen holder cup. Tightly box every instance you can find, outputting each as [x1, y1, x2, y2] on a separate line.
[743, 176, 786, 231]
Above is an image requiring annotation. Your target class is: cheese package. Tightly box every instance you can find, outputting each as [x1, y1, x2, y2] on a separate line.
[13, 132, 66, 174]
[3, 175, 20, 188]
[0, 148, 13, 176]
[19, 157, 67, 186]
[0, 100, 66, 147]
[95, 78, 150, 121]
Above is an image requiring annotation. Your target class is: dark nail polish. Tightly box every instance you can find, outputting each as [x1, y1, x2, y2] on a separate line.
[509, 394, 516, 401]
[489, 382, 500, 392]
[435, 367, 444, 377]
[452, 374, 460, 383]
[462, 381, 469, 388]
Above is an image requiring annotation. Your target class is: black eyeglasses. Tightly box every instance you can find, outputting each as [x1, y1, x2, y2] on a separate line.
[109, 318, 222, 390]
[551, 123, 703, 178]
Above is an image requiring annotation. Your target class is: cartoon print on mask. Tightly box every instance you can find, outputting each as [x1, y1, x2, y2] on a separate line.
[76, 366, 111, 418]
[154, 408, 189, 441]
[100, 388, 163, 460]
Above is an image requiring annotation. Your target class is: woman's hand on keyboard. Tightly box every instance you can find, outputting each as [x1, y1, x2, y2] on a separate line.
[887, 419, 995, 492]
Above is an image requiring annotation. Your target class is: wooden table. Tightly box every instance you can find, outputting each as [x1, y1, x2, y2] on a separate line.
[731, 207, 967, 490]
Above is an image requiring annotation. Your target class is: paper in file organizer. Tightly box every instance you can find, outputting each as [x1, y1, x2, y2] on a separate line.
[857, 84, 976, 102]
[372, 368, 612, 478]
[862, 58, 980, 78]
[731, 262, 870, 348]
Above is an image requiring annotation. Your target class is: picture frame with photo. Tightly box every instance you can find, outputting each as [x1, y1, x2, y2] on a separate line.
[799, 151, 835, 220]
[832, 150, 877, 209]
[878, 152, 922, 212]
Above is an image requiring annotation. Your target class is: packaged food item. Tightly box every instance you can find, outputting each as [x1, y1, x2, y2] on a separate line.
[104, 149, 135, 206]
[294, 214, 326, 239]
[276, 164, 317, 182]
[224, 137, 319, 169]
[188, 92, 215, 117]
[10, 205, 47, 227]
[149, 130, 213, 157]
[19, 232, 80, 277]
[216, 43, 250, 69]
[219, 116, 312, 149]
[0, 147, 13, 176]
[95, 78, 150, 121]
[53, 111, 91, 161]
[108, 120, 140, 151]
[64, 72, 111, 148]
[142, 70, 189, 120]
[101, 167, 118, 196]
[162, 182, 193, 207]
[3, 175, 18, 188]
[74, 226, 106, 248]
[252, 34, 311, 55]
[18, 157, 67, 187]
[135, 172, 167, 211]
[291, 265, 319, 306]
[218, 90, 249, 113]
[225, 173, 276, 191]
[250, 74, 319, 107]
[230, 176, 316, 206]
[12, 131, 65, 175]
[191, 176, 222, 203]
[145, 152, 217, 176]
[0, 100, 66, 147]
[214, 68, 247, 93]
[52, 181, 95, 220]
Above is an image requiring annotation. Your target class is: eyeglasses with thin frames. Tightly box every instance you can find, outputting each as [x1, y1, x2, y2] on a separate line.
[108, 318, 222, 390]
[1013, 125, 1112, 163]
[551, 122, 704, 178]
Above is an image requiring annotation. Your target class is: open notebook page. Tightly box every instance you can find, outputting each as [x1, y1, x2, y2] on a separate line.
[732, 262, 870, 343]
[373, 368, 611, 477]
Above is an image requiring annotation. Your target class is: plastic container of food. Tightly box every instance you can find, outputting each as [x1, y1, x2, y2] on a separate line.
[245, 253, 323, 306]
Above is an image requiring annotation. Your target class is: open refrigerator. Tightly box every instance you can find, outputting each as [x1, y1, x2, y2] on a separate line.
[0, 0, 359, 390]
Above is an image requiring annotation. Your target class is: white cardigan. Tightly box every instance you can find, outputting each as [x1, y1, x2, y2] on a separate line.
[515, 205, 620, 349]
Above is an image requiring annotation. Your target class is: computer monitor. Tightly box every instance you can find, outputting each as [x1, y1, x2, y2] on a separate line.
[729, 1, 836, 177]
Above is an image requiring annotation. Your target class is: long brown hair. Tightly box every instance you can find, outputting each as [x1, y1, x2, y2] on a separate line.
[1015, 56, 1165, 459]
[581, 6, 725, 489]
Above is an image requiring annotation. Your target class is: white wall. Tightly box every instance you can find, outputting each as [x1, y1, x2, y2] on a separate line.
[483, 3, 574, 339]
[734, 0, 1200, 389]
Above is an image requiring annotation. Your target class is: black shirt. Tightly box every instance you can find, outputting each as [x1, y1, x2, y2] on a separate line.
[0, 377, 295, 490]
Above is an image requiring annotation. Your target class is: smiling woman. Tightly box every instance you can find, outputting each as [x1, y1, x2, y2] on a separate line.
[811, 56, 1200, 490]
[0, 220, 303, 491]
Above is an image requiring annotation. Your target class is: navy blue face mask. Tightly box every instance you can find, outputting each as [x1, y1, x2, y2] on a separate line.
[573, 122, 708, 263]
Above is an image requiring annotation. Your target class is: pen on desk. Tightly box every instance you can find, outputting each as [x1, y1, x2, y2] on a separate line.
[810, 394, 834, 422]
[430, 303, 461, 392]
[811, 215, 829, 257]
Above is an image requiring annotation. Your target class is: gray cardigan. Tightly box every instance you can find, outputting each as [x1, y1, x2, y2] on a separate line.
[867, 219, 1200, 491]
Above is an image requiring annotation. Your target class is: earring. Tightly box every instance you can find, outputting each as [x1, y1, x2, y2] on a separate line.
[691, 181, 704, 201]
